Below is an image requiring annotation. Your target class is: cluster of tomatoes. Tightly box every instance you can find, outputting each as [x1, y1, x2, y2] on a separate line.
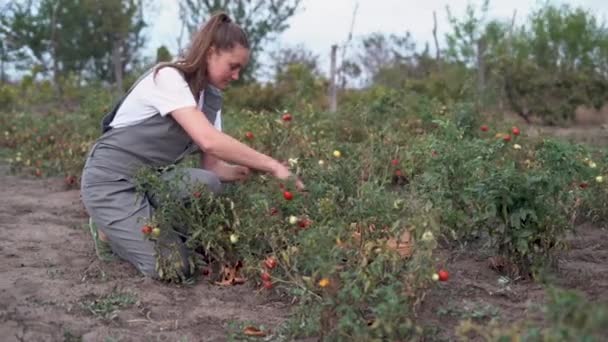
[244, 111, 293, 140]
[432, 269, 449, 282]
[480, 124, 520, 142]
[141, 224, 161, 238]
[260, 256, 277, 289]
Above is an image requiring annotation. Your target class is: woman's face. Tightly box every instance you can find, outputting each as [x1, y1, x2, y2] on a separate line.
[207, 44, 249, 89]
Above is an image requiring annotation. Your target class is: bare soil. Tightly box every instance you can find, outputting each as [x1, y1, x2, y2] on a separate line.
[418, 222, 608, 340]
[0, 165, 290, 342]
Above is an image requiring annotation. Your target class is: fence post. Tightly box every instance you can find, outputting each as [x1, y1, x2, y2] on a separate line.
[329, 44, 338, 113]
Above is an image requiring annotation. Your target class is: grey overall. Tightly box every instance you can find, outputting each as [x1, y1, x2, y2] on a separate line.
[80, 67, 223, 277]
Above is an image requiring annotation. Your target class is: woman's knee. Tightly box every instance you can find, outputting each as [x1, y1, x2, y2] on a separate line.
[186, 168, 223, 194]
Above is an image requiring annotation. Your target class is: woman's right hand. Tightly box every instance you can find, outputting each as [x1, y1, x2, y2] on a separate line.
[272, 161, 305, 190]
[171, 107, 305, 190]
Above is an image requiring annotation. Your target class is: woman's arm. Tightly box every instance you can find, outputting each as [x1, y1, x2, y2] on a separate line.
[200, 153, 250, 182]
[171, 106, 301, 187]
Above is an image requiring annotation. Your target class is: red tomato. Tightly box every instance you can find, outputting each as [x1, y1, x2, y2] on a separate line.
[503, 134, 511, 142]
[438, 269, 449, 282]
[298, 219, 310, 229]
[283, 191, 293, 201]
[579, 182, 589, 189]
[262, 280, 273, 289]
[141, 225, 152, 235]
[395, 169, 402, 177]
[264, 257, 277, 270]
[480, 124, 489, 132]
[282, 113, 292, 122]
[261, 272, 271, 282]
[391, 159, 399, 166]
[512, 126, 520, 136]
[269, 207, 279, 216]
[245, 131, 254, 139]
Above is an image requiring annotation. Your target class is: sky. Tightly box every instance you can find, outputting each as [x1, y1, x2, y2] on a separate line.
[147, 0, 608, 76]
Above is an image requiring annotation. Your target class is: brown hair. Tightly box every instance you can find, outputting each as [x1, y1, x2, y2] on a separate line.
[155, 12, 249, 97]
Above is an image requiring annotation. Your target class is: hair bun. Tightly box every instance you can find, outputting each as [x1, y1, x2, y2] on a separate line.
[219, 13, 232, 23]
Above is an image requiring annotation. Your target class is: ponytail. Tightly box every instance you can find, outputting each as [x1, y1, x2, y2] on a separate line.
[155, 12, 249, 97]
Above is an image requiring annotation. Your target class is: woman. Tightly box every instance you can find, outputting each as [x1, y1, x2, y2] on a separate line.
[81, 12, 303, 278]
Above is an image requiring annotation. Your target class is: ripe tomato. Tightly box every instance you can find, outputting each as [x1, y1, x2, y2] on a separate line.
[261, 271, 271, 282]
[65, 175, 76, 185]
[579, 182, 589, 189]
[438, 269, 449, 282]
[480, 124, 489, 132]
[503, 134, 511, 142]
[264, 257, 277, 270]
[141, 225, 152, 235]
[283, 191, 293, 201]
[262, 280, 273, 289]
[282, 113, 292, 122]
[201, 267, 211, 276]
[298, 219, 310, 229]
[245, 131, 254, 139]
[269, 207, 279, 216]
[512, 126, 520, 136]
[391, 159, 399, 166]
[395, 169, 402, 177]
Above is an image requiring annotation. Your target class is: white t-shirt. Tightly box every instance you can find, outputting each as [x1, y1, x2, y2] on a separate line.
[110, 67, 222, 130]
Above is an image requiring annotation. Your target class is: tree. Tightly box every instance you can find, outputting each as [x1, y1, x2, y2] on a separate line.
[498, 4, 608, 123]
[0, 0, 146, 90]
[0, 1, 51, 76]
[156, 45, 173, 63]
[84, 0, 146, 91]
[0, 1, 12, 83]
[178, 0, 302, 81]
[355, 32, 417, 86]
[269, 44, 320, 79]
[444, 0, 490, 67]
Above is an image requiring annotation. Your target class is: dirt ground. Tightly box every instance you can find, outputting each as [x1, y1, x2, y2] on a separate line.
[1, 127, 608, 341]
[0, 164, 291, 342]
[419, 220, 608, 340]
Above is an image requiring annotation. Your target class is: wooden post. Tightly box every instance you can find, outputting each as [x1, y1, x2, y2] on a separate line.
[432, 11, 441, 65]
[0, 48, 5, 84]
[329, 44, 338, 113]
[476, 37, 486, 110]
[112, 37, 124, 95]
[50, 2, 61, 96]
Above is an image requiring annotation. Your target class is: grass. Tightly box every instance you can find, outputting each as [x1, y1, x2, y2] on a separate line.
[80, 290, 137, 320]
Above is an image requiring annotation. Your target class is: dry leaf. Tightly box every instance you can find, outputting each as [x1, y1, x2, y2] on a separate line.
[243, 326, 267, 337]
[214, 262, 247, 286]
[386, 230, 413, 258]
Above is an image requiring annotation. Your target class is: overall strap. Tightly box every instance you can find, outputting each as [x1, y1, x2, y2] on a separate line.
[100, 66, 157, 134]
[200, 84, 222, 124]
